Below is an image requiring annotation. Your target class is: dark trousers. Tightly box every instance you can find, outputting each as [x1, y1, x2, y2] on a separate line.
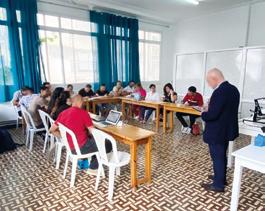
[79, 137, 112, 169]
[139, 107, 154, 121]
[208, 142, 229, 189]
[176, 112, 199, 128]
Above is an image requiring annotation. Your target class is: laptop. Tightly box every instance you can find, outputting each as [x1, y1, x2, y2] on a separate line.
[95, 110, 122, 127]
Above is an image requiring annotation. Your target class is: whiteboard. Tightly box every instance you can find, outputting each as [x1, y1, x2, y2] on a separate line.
[204, 50, 243, 97]
[243, 48, 265, 100]
[175, 53, 204, 95]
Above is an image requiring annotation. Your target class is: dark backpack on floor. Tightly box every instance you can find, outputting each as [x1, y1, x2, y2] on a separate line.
[0, 129, 17, 154]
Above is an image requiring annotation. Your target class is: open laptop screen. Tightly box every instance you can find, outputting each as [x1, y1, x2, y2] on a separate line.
[106, 110, 121, 124]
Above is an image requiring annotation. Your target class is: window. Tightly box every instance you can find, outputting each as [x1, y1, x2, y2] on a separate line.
[38, 14, 97, 84]
[139, 30, 161, 81]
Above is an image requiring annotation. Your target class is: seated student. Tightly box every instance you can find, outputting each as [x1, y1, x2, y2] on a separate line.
[50, 91, 71, 120]
[12, 86, 31, 116]
[65, 84, 75, 96]
[47, 87, 64, 114]
[49, 95, 112, 172]
[139, 84, 160, 123]
[42, 82, 52, 92]
[78, 84, 94, 98]
[95, 84, 109, 116]
[109, 80, 123, 97]
[19, 88, 38, 109]
[95, 84, 109, 97]
[159, 83, 178, 121]
[123, 80, 135, 95]
[163, 83, 177, 103]
[176, 86, 203, 134]
[28, 86, 51, 128]
[132, 83, 146, 118]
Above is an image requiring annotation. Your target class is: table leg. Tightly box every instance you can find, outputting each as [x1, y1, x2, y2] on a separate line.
[92, 102, 96, 114]
[169, 111, 174, 133]
[163, 108, 167, 133]
[130, 143, 137, 189]
[230, 159, 243, 211]
[145, 137, 152, 184]
[121, 101, 126, 120]
[228, 140, 234, 168]
[156, 106, 160, 132]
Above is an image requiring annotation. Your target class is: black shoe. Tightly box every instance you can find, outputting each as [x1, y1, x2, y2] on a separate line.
[208, 175, 228, 186]
[201, 183, 224, 193]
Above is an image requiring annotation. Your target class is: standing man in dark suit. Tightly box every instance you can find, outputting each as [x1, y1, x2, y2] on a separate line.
[201, 68, 240, 192]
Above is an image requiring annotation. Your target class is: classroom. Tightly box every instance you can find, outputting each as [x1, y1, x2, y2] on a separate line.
[0, 0, 265, 210]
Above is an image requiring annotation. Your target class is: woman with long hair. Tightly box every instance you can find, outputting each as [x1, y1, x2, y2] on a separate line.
[47, 87, 64, 114]
[50, 91, 71, 120]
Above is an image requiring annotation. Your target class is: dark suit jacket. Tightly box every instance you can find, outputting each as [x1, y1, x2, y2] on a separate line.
[202, 81, 240, 145]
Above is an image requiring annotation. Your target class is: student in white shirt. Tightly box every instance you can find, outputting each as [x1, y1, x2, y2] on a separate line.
[122, 80, 135, 95]
[139, 84, 160, 123]
[19, 88, 38, 109]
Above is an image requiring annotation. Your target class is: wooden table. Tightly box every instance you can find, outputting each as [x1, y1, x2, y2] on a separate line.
[91, 114, 155, 190]
[163, 103, 201, 133]
[230, 145, 265, 211]
[84, 97, 122, 113]
[121, 97, 162, 132]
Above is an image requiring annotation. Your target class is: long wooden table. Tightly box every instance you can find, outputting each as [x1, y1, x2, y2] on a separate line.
[84, 97, 122, 113]
[90, 113, 155, 190]
[121, 97, 162, 132]
[163, 103, 201, 133]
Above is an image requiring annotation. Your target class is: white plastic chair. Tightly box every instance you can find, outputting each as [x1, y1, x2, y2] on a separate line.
[58, 123, 98, 187]
[38, 110, 55, 153]
[12, 103, 22, 129]
[91, 128, 130, 201]
[20, 105, 46, 151]
[38, 110, 65, 169]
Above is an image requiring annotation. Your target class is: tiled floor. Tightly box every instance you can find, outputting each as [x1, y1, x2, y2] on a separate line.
[0, 121, 265, 211]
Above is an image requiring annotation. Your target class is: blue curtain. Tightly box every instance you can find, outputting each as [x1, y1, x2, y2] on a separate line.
[90, 11, 140, 91]
[0, 0, 42, 102]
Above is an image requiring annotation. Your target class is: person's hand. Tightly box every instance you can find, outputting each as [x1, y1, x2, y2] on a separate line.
[170, 90, 174, 95]
[184, 101, 189, 106]
[202, 105, 208, 112]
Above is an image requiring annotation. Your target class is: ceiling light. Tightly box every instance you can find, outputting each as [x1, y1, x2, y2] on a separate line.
[186, 0, 200, 5]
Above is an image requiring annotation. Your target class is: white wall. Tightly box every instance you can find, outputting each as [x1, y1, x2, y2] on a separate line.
[140, 22, 176, 94]
[173, 1, 265, 118]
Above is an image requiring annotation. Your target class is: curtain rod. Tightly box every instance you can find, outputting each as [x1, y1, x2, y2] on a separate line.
[38, 0, 170, 28]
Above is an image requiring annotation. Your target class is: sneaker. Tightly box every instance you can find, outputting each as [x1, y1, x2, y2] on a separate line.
[83, 159, 90, 170]
[134, 116, 139, 120]
[182, 127, 191, 134]
[86, 168, 98, 176]
[78, 160, 84, 170]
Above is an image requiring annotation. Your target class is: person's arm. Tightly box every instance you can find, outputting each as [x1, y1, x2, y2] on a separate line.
[170, 91, 177, 103]
[182, 94, 188, 104]
[201, 91, 226, 122]
[12, 92, 19, 106]
[49, 123, 61, 138]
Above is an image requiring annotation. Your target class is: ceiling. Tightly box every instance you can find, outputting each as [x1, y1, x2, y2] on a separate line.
[70, 0, 253, 23]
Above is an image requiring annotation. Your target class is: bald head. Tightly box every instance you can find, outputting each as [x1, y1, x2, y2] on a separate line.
[71, 94, 83, 108]
[206, 68, 225, 89]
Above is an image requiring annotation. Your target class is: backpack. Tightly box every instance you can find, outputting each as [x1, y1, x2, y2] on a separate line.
[192, 123, 201, 136]
[0, 129, 17, 154]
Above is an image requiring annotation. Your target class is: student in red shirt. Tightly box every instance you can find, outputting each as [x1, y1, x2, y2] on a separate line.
[50, 95, 112, 172]
[176, 86, 204, 134]
[132, 83, 146, 118]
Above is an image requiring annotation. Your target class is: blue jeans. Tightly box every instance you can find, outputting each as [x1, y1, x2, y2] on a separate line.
[140, 107, 154, 121]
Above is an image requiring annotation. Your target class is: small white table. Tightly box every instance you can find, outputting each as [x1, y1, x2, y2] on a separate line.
[227, 118, 265, 168]
[230, 145, 265, 211]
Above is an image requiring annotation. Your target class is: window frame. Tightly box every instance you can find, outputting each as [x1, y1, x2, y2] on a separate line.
[138, 29, 162, 82]
[38, 12, 96, 85]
